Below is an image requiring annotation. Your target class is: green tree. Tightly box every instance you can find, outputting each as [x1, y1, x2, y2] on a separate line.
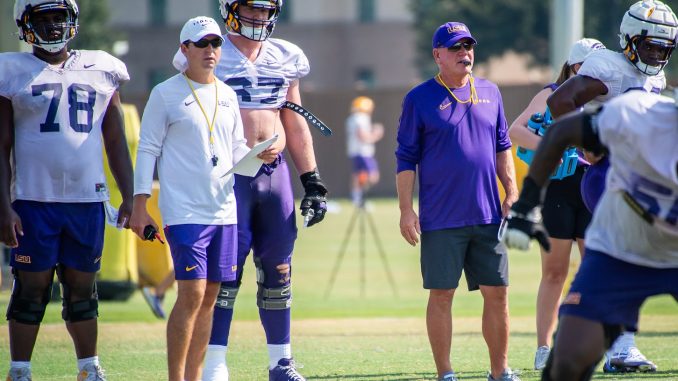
[69, 0, 119, 52]
[410, 0, 549, 79]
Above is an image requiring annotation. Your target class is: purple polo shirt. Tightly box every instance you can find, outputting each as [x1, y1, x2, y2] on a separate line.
[395, 77, 511, 232]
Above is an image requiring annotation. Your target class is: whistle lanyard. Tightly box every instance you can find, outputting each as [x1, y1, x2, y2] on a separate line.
[436, 73, 479, 105]
[184, 73, 219, 166]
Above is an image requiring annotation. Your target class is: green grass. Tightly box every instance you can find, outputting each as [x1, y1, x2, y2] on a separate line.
[0, 199, 677, 380]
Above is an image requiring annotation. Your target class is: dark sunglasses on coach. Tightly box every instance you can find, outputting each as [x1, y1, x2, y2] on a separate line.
[188, 38, 223, 48]
[448, 41, 475, 52]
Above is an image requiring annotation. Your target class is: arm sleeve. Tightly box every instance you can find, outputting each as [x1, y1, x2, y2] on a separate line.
[495, 89, 512, 152]
[134, 87, 167, 196]
[395, 93, 422, 173]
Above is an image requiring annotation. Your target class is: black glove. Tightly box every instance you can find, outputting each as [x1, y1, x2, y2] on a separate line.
[503, 176, 551, 252]
[299, 169, 328, 227]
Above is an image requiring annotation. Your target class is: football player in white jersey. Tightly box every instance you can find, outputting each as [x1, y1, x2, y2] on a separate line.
[174, 1, 327, 380]
[346, 96, 384, 207]
[545, 0, 678, 372]
[503, 90, 678, 380]
[0, 1, 134, 380]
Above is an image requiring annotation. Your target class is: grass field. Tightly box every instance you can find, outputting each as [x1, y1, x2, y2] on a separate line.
[0, 199, 677, 380]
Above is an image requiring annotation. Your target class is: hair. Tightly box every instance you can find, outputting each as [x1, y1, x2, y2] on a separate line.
[555, 62, 576, 85]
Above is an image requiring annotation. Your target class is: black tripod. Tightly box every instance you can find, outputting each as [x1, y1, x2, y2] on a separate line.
[325, 199, 398, 298]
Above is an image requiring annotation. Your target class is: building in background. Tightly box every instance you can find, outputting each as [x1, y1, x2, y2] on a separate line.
[0, 0, 547, 197]
[107, 0, 418, 105]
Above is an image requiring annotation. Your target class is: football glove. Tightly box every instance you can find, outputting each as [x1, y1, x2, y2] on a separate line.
[299, 169, 328, 227]
[503, 176, 551, 252]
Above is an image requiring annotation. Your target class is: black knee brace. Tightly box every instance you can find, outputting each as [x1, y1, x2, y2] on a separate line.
[215, 284, 239, 310]
[58, 266, 99, 322]
[254, 257, 292, 310]
[6, 270, 51, 325]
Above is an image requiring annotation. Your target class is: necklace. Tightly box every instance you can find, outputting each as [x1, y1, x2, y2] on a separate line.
[184, 73, 219, 167]
[436, 73, 479, 105]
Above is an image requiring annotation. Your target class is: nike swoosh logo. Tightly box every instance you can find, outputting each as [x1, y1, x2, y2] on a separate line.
[439, 102, 453, 110]
[185, 265, 198, 272]
[94, 256, 102, 263]
[84, 64, 96, 68]
[185, 100, 195, 106]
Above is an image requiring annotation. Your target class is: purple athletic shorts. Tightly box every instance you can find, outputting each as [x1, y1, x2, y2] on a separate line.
[10, 200, 105, 272]
[351, 155, 379, 175]
[560, 249, 678, 331]
[165, 224, 238, 282]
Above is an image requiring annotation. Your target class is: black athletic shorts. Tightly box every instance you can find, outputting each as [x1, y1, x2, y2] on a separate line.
[542, 165, 592, 240]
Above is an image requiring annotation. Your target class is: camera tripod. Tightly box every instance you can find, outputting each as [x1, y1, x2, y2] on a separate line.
[324, 199, 398, 298]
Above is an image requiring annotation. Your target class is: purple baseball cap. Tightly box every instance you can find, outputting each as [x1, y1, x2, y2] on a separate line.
[432, 22, 477, 49]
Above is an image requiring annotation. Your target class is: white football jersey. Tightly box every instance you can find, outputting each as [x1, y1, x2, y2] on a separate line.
[346, 112, 375, 157]
[577, 50, 665, 102]
[173, 36, 309, 109]
[585, 91, 678, 268]
[0, 50, 129, 202]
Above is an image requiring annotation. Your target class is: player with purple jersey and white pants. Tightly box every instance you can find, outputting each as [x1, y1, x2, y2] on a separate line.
[396, 22, 520, 381]
[173, 2, 328, 380]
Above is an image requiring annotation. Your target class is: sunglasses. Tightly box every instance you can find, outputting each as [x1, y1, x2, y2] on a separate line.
[189, 38, 223, 48]
[448, 41, 475, 52]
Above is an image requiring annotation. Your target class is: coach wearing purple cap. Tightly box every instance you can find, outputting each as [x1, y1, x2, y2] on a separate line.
[396, 22, 520, 381]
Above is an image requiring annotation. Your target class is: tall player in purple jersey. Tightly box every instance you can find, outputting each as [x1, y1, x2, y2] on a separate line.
[546, 0, 678, 373]
[396, 22, 520, 381]
[172, 1, 328, 380]
[0, 1, 134, 380]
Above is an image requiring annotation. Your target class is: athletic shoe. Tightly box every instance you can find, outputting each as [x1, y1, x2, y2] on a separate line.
[141, 287, 166, 319]
[269, 358, 305, 381]
[438, 371, 458, 381]
[6, 367, 32, 381]
[534, 345, 550, 370]
[488, 368, 521, 381]
[77, 364, 106, 381]
[604, 346, 657, 373]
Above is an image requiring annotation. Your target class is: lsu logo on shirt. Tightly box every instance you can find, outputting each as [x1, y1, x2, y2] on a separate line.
[14, 254, 31, 264]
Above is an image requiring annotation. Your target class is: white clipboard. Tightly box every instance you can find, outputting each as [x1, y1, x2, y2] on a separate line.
[223, 134, 279, 177]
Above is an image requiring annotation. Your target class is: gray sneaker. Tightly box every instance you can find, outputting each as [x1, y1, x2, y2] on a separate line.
[6, 367, 32, 381]
[439, 371, 458, 381]
[534, 346, 550, 370]
[77, 363, 106, 381]
[488, 368, 521, 381]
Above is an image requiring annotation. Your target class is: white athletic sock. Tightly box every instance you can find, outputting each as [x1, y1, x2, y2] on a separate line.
[10, 361, 30, 370]
[611, 331, 635, 353]
[267, 344, 292, 370]
[203, 345, 228, 381]
[77, 356, 99, 371]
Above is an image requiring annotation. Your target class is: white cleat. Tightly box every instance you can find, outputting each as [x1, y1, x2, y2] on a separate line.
[6, 367, 32, 381]
[534, 345, 550, 370]
[77, 363, 106, 381]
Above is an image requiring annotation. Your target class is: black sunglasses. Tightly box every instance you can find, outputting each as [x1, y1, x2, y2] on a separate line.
[189, 38, 223, 48]
[448, 41, 475, 52]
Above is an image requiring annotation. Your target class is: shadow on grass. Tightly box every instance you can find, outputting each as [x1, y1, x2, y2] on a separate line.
[310, 370, 492, 380]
